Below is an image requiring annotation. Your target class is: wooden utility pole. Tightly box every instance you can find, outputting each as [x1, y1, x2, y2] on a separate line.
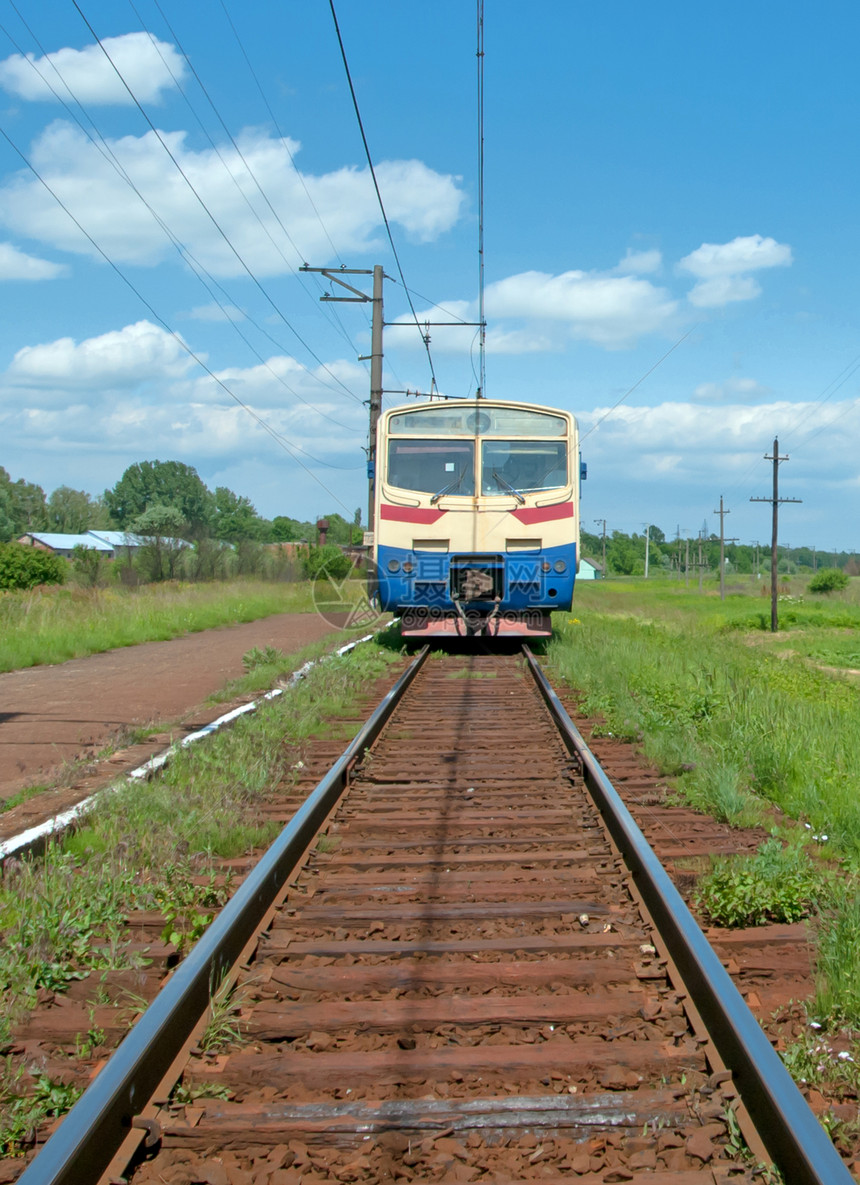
[713, 495, 738, 601]
[750, 437, 802, 632]
[642, 523, 651, 578]
[594, 519, 607, 578]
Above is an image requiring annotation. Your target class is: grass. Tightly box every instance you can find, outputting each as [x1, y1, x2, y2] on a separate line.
[0, 635, 401, 1151]
[0, 579, 318, 672]
[550, 576, 860, 1028]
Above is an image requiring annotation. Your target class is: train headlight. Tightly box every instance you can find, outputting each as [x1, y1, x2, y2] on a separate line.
[387, 559, 401, 573]
[553, 560, 567, 573]
[402, 561, 414, 574]
[540, 561, 552, 573]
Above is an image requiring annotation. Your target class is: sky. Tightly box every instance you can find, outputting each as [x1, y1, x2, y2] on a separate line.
[1, 1, 859, 550]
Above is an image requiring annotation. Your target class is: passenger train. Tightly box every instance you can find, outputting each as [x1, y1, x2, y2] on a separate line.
[372, 399, 584, 637]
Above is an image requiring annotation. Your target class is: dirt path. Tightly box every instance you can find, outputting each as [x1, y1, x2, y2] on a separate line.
[0, 612, 339, 840]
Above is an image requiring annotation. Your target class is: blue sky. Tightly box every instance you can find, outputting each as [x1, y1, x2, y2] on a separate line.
[1, 1, 859, 549]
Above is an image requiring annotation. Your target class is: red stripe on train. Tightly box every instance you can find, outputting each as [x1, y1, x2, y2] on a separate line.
[380, 504, 448, 524]
[511, 502, 574, 524]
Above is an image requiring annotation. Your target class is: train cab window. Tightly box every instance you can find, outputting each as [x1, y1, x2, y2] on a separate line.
[481, 440, 568, 495]
[386, 439, 476, 496]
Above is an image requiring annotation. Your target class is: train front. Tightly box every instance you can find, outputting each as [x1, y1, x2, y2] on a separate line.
[373, 400, 582, 637]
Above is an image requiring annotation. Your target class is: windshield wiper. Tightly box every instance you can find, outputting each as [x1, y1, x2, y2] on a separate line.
[491, 469, 525, 504]
[430, 470, 465, 504]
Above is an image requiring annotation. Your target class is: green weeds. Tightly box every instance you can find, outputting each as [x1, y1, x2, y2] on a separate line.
[0, 1061, 82, 1157]
[696, 840, 826, 927]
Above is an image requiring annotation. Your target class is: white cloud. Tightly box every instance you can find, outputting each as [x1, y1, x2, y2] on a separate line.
[6, 321, 195, 389]
[615, 248, 662, 275]
[692, 376, 771, 403]
[0, 242, 66, 280]
[0, 33, 186, 105]
[679, 234, 792, 308]
[0, 123, 465, 277]
[485, 269, 679, 347]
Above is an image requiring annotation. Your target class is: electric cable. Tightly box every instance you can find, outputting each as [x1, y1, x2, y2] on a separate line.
[0, 122, 360, 512]
[328, 0, 439, 396]
[71, 0, 360, 404]
[0, 12, 361, 433]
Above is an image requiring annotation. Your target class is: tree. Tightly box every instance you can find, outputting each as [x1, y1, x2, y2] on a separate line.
[45, 486, 98, 533]
[104, 461, 213, 538]
[270, 515, 313, 542]
[71, 543, 108, 588]
[132, 504, 188, 581]
[211, 486, 266, 542]
[0, 467, 46, 538]
[0, 542, 66, 590]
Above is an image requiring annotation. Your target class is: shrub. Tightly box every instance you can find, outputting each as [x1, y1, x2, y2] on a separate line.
[0, 543, 66, 591]
[303, 544, 352, 581]
[810, 568, 849, 594]
[696, 839, 825, 927]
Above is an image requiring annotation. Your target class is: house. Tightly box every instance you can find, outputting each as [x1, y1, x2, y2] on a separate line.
[85, 530, 147, 560]
[17, 532, 115, 559]
[17, 530, 167, 561]
[578, 557, 604, 581]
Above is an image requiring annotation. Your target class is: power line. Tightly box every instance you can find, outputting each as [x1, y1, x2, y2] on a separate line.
[71, 0, 360, 404]
[0, 14, 361, 434]
[328, 0, 439, 395]
[0, 122, 359, 513]
[143, 0, 366, 363]
[579, 324, 699, 444]
[476, 0, 486, 397]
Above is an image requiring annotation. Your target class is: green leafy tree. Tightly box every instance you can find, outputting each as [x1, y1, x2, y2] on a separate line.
[70, 544, 108, 588]
[105, 461, 213, 538]
[321, 512, 363, 545]
[0, 542, 66, 590]
[45, 486, 99, 533]
[270, 515, 313, 542]
[0, 467, 47, 537]
[211, 486, 266, 542]
[132, 504, 188, 581]
[0, 487, 15, 543]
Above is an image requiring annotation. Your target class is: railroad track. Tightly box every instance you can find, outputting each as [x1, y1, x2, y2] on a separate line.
[17, 648, 850, 1184]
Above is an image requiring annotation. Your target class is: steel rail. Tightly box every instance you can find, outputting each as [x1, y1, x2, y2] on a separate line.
[17, 645, 430, 1185]
[524, 645, 852, 1185]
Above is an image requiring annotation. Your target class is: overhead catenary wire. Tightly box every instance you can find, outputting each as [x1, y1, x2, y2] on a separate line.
[579, 324, 700, 445]
[71, 0, 361, 405]
[0, 122, 358, 514]
[142, 0, 367, 365]
[328, 0, 440, 397]
[476, 0, 486, 397]
[0, 12, 362, 437]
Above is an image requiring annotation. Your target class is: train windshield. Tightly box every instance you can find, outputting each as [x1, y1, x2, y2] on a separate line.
[386, 440, 476, 496]
[388, 406, 566, 436]
[481, 441, 568, 495]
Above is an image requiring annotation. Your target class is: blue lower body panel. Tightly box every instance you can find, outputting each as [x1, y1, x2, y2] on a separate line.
[376, 543, 577, 618]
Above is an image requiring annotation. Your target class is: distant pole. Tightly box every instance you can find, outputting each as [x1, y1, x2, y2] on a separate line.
[594, 518, 607, 578]
[697, 533, 703, 594]
[812, 546, 817, 571]
[643, 524, 650, 579]
[751, 437, 802, 632]
[684, 537, 690, 587]
[713, 495, 739, 601]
